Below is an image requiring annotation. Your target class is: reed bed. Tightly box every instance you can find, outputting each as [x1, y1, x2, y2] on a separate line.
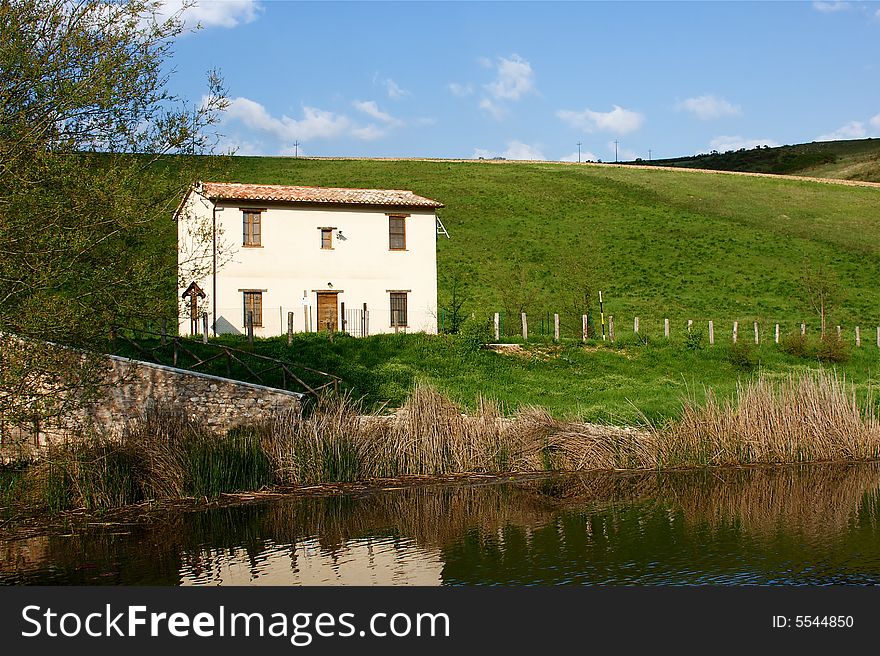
[3, 371, 879, 514]
[660, 370, 880, 467]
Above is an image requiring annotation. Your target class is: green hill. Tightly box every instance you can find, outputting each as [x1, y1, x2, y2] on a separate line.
[198, 157, 880, 337]
[629, 139, 880, 183]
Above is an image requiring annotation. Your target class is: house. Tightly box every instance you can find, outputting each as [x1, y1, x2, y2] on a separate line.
[175, 181, 444, 338]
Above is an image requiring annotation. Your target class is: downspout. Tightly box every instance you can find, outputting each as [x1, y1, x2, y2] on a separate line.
[212, 204, 218, 337]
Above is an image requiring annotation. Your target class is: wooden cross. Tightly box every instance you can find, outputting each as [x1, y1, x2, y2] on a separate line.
[182, 282, 206, 335]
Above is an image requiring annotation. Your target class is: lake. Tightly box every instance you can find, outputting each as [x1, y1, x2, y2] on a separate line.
[3, 463, 880, 585]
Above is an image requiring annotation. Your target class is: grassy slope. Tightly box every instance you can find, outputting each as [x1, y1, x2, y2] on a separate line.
[135, 156, 880, 422]
[213, 157, 880, 329]
[634, 138, 880, 182]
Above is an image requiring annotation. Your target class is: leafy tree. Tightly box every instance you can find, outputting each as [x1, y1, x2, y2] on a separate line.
[0, 0, 228, 438]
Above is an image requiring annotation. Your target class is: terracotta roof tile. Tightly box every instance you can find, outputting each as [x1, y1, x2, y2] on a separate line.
[200, 182, 443, 209]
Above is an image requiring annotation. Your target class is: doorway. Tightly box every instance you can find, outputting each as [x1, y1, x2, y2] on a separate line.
[316, 291, 339, 331]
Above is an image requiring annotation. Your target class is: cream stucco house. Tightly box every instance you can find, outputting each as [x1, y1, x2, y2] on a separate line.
[176, 181, 443, 338]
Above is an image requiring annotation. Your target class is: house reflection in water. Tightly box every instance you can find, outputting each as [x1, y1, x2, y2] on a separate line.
[178, 536, 444, 586]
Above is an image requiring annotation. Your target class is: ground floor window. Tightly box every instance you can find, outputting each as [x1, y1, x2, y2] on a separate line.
[390, 291, 408, 327]
[243, 291, 263, 327]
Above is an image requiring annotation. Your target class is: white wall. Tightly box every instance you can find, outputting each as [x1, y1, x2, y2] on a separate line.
[177, 192, 439, 337]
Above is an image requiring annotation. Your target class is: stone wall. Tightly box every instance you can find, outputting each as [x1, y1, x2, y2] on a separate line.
[2, 354, 303, 453]
[74, 355, 303, 438]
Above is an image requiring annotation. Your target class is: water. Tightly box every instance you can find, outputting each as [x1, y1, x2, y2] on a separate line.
[3, 464, 880, 585]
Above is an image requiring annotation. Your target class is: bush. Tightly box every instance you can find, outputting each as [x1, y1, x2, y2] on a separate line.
[780, 331, 808, 358]
[728, 341, 758, 371]
[456, 315, 493, 350]
[684, 330, 704, 351]
[816, 334, 851, 363]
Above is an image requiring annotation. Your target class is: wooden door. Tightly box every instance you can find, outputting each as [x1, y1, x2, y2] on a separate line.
[316, 292, 339, 331]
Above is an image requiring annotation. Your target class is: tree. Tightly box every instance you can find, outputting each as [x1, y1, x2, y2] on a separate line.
[0, 0, 228, 439]
[438, 264, 474, 334]
[798, 259, 841, 338]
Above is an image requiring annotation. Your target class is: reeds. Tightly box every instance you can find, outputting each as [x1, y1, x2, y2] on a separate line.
[3, 371, 879, 514]
[659, 370, 880, 467]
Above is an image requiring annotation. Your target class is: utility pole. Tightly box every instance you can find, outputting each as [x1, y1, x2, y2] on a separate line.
[614, 140, 619, 163]
[293, 140, 300, 158]
[648, 149, 652, 161]
[577, 141, 582, 163]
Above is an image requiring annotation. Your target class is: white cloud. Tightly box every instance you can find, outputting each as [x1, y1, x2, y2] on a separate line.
[556, 105, 645, 135]
[352, 100, 402, 126]
[812, 1, 851, 12]
[708, 135, 781, 151]
[479, 98, 507, 120]
[677, 95, 742, 121]
[350, 125, 387, 141]
[447, 82, 474, 97]
[224, 98, 351, 141]
[223, 97, 399, 148]
[473, 141, 546, 161]
[156, 0, 262, 29]
[869, 113, 880, 129]
[484, 54, 535, 101]
[817, 121, 867, 141]
[559, 150, 598, 162]
[384, 79, 409, 99]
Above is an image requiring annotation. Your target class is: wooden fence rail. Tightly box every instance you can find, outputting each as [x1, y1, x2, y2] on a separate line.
[489, 311, 878, 348]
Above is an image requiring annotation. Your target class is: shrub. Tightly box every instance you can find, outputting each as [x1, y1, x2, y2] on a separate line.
[684, 330, 704, 351]
[780, 331, 808, 358]
[728, 341, 758, 371]
[456, 315, 493, 350]
[816, 334, 851, 363]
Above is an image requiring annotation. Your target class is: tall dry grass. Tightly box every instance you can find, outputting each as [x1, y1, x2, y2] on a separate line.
[659, 371, 880, 467]
[4, 370, 880, 514]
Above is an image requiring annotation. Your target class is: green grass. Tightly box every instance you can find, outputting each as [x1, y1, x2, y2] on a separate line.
[122, 330, 880, 426]
[632, 138, 880, 182]
[188, 156, 880, 329]
[113, 153, 880, 418]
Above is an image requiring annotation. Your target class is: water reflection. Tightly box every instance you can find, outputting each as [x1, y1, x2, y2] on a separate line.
[2, 464, 880, 585]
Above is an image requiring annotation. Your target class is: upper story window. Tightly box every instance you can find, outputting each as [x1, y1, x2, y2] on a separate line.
[242, 209, 261, 246]
[389, 215, 406, 250]
[320, 227, 334, 250]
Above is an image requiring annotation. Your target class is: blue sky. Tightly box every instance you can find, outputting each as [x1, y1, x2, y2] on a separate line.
[164, 0, 880, 161]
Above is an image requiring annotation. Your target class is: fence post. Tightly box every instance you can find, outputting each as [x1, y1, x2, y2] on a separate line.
[856, 326, 861, 347]
[664, 318, 669, 339]
[288, 311, 294, 346]
[634, 316, 639, 333]
[733, 321, 738, 344]
[708, 320, 714, 345]
[521, 312, 528, 341]
[754, 321, 759, 345]
[609, 315, 615, 342]
[202, 313, 208, 344]
[687, 319, 693, 332]
[340, 302, 346, 333]
[554, 313, 560, 341]
[877, 326, 880, 349]
[494, 313, 500, 341]
[775, 323, 780, 344]
[801, 323, 806, 336]
[247, 311, 254, 346]
[836, 325, 841, 338]
[363, 303, 368, 337]
[582, 314, 588, 342]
